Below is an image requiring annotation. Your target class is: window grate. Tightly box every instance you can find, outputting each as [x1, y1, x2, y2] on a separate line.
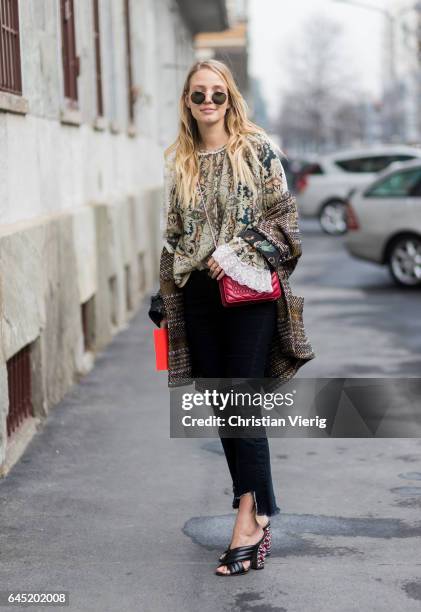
[138, 252, 146, 292]
[0, 0, 22, 95]
[109, 276, 117, 326]
[60, 0, 79, 104]
[6, 345, 33, 437]
[92, 0, 103, 117]
[124, 264, 132, 311]
[81, 296, 95, 351]
[124, 0, 134, 123]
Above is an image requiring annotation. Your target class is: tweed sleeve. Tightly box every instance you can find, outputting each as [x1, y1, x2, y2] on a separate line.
[160, 153, 183, 254]
[150, 154, 183, 327]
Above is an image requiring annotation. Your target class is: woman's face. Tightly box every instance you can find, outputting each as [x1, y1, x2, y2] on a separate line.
[185, 68, 230, 128]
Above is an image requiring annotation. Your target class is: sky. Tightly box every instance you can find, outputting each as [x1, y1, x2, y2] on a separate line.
[248, 0, 390, 120]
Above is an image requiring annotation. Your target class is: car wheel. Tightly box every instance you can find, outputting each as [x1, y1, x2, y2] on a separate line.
[388, 236, 421, 287]
[319, 201, 348, 235]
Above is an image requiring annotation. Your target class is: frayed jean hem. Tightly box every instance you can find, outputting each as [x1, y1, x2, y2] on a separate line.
[231, 490, 281, 517]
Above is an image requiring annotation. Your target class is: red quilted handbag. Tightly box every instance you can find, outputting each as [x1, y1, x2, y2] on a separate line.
[219, 270, 281, 307]
[197, 181, 282, 307]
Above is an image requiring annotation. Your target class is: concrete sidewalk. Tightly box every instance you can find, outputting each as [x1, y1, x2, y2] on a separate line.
[0, 295, 421, 612]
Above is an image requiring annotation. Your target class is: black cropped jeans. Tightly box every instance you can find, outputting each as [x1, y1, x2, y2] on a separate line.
[182, 268, 280, 517]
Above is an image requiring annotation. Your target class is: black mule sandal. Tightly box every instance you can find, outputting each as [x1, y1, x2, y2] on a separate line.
[215, 532, 267, 577]
[218, 521, 271, 563]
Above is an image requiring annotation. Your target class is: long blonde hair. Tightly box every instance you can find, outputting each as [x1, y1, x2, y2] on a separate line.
[165, 59, 268, 209]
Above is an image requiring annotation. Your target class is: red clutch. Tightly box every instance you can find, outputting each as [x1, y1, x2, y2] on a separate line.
[153, 328, 168, 370]
[218, 270, 281, 307]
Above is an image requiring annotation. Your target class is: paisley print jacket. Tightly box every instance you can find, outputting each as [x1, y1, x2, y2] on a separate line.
[150, 132, 316, 387]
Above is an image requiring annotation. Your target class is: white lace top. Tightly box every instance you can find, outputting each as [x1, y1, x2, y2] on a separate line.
[160, 132, 289, 291]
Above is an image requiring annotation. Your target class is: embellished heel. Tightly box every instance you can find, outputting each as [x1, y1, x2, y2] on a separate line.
[263, 522, 272, 557]
[250, 532, 268, 570]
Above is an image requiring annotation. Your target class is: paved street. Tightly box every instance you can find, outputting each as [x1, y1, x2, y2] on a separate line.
[1, 222, 421, 612]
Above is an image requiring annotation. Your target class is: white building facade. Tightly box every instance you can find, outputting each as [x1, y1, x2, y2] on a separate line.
[382, 0, 421, 143]
[0, 0, 228, 474]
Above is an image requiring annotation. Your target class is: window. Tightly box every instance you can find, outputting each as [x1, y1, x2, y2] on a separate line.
[124, 264, 132, 311]
[409, 178, 421, 197]
[93, 0, 104, 117]
[0, 0, 22, 95]
[81, 296, 95, 351]
[60, 0, 79, 105]
[109, 276, 118, 326]
[391, 154, 418, 163]
[138, 252, 146, 292]
[365, 168, 421, 198]
[92, 0, 103, 117]
[124, 0, 134, 124]
[335, 155, 416, 173]
[7, 344, 34, 437]
[301, 163, 324, 175]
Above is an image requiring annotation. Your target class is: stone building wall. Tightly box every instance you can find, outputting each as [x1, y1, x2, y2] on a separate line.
[0, 0, 196, 474]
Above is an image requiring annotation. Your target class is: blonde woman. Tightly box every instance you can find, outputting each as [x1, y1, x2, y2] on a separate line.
[149, 60, 315, 576]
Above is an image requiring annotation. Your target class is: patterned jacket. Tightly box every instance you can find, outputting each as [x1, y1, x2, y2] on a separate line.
[150, 137, 316, 387]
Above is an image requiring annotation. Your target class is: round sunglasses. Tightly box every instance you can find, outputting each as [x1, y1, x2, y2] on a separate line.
[190, 91, 227, 105]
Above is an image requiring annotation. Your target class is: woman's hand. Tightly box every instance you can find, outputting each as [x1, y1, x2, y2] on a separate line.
[160, 318, 168, 328]
[206, 256, 226, 280]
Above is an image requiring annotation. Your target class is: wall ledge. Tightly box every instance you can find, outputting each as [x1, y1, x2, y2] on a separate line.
[0, 91, 29, 115]
[60, 106, 82, 126]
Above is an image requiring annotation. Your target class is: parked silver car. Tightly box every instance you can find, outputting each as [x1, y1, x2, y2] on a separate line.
[344, 159, 421, 287]
[296, 145, 421, 235]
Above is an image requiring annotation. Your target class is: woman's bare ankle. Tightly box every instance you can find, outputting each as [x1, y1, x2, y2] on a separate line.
[232, 522, 263, 541]
[255, 514, 269, 528]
